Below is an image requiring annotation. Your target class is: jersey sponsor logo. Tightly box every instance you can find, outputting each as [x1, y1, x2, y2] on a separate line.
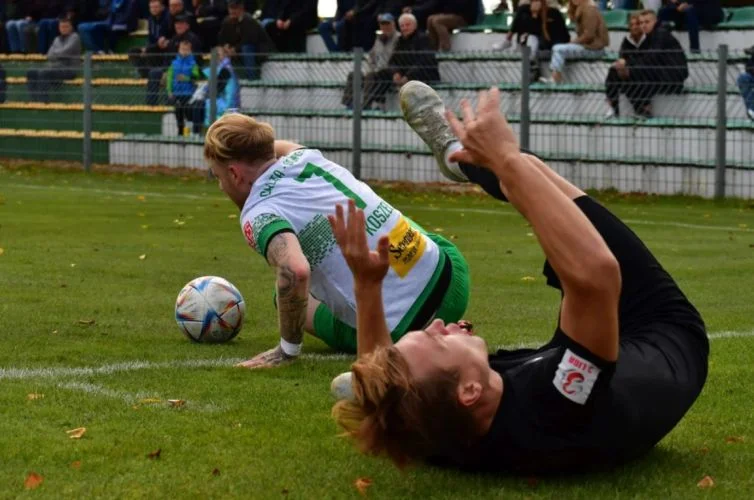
[282, 149, 305, 166]
[553, 349, 600, 405]
[365, 201, 394, 236]
[387, 216, 426, 278]
[243, 220, 256, 250]
[259, 170, 285, 198]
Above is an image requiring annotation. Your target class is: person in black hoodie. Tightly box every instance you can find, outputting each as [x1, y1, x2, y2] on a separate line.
[193, 0, 227, 48]
[128, 0, 171, 78]
[426, 0, 479, 52]
[264, 0, 318, 53]
[638, 9, 688, 118]
[604, 13, 652, 118]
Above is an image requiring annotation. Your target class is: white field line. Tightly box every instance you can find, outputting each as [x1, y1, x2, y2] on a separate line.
[56, 381, 222, 412]
[1, 330, 752, 382]
[5, 182, 754, 233]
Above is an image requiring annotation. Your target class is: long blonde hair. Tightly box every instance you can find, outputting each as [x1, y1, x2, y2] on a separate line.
[332, 346, 477, 468]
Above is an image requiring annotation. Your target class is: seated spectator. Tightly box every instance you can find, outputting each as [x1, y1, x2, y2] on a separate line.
[400, 0, 439, 31]
[639, 9, 688, 117]
[658, 0, 723, 53]
[193, 0, 227, 48]
[738, 46, 754, 122]
[426, 0, 480, 52]
[5, 1, 32, 53]
[218, 0, 275, 79]
[26, 17, 81, 103]
[543, 0, 609, 84]
[264, 0, 318, 53]
[167, 39, 202, 135]
[146, 13, 202, 105]
[128, 0, 170, 78]
[190, 45, 240, 131]
[363, 13, 439, 109]
[24, 0, 66, 55]
[342, 13, 400, 109]
[319, 0, 356, 53]
[604, 13, 652, 118]
[167, 0, 197, 38]
[78, 0, 138, 53]
[495, 0, 568, 81]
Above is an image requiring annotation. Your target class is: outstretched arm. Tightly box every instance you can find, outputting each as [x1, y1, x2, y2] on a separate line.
[447, 89, 621, 361]
[237, 232, 310, 368]
[328, 200, 392, 358]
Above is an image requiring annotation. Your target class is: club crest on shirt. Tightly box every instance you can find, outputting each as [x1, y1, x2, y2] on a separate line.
[243, 220, 256, 250]
[553, 349, 600, 405]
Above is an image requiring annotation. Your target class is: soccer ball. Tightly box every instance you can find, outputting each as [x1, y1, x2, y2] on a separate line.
[175, 276, 246, 343]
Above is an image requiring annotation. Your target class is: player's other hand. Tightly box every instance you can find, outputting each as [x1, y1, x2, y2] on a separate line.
[328, 199, 390, 286]
[445, 87, 520, 172]
[236, 345, 294, 369]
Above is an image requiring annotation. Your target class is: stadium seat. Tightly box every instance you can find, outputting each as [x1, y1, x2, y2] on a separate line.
[719, 7, 754, 29]
[602, 9, 630, 30]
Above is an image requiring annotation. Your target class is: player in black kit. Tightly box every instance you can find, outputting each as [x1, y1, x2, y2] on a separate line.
[328, 82, 708, 474]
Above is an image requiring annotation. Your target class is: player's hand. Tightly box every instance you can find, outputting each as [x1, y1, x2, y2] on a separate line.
[445, 87, 519, 171]
[236, 345, 295, 369]
[328, 199, 390, 286]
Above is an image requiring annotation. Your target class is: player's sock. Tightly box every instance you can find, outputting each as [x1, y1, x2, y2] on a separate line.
[442, 141, 468, 181]
[459, 162, 509, 202]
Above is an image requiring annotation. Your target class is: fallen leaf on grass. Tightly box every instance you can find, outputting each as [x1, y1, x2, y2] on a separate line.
[66, 427, 86, 439]
[24, 472, 43, 489]
[699, 446, 710, 455]
[27, 393, 44, 400]
[0, 248, 4, 256]
[354, 477, 372, 496]
[227, 214, 237, 218]
[147, 448, 161, 459]
[697, 475, 715, 489]
[212, 468, 221, 476]
[51, 330, 58, 334]
[725, 436, 744, 444]
[70, 263, 76, 268]
[77, 319, 95, 326]
[168, 399, 185, 408]
[70, 461, 81, 469]
[433, 227, 444, 232]
[139, 398, 161, 404]
[139, 254, 147, 260]
[140, 225, 149, 229]
[137, 195, 146, 201]
[521, 276, 536, 282]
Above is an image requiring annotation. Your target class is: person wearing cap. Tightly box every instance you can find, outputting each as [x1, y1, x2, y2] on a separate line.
[218, 0, 276, 79]
[426, 0, 481, 52]
[318, 0, 356, 53]
[342, 12, 400, 109]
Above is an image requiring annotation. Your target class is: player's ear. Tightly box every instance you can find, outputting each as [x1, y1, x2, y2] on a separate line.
[457, 380, 482, 408]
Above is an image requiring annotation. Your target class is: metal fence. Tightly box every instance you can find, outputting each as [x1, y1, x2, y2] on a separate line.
[0, 46, 752, 198]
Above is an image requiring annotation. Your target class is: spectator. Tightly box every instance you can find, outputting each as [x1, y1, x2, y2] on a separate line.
[543, 0, 609, 84]
[193, 0, 227, 48]
[639, 8, 688, 117]
[5, 1, 32, 53]
[658, 0, 723, 53]
[24, 0, 66, 55]
[604, 13, 652, 118]
[146, 13, 202, 105]
[128, 0, 170, 78]
[400, 0, 438, 31]
[264, 0, 318, 53]
[346, 0, 397, 51]
[494, 0, 568, 81]
[26, 17, 81, 103]
[319, 0, 356, 53]
[361, 12, 438, 109]
[426, 0, 480, 52]
[342, 12, 400, 109]
[737, 46, 754, 122]
[167, 0, 197, 38]
[167, 39, 202, 135]
[218, 0, 275, 79]
[190, 45, 240, 131]
[78, 0, 139, 53]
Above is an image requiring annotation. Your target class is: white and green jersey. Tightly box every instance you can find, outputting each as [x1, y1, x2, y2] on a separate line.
[239, 149, 441, 332]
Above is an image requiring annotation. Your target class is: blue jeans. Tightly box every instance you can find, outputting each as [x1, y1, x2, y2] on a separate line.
[37, 18, 60, 54]
[78, 21, 110, 52]
[146, 67, 165, 105]
[318, 18, 350, 52]
[241, 44, 258, 80]
[737, 72, 754, 113]
[550, 43, 604, 73]
[658, 4, 722, 52]
[6, 19, 32, 53]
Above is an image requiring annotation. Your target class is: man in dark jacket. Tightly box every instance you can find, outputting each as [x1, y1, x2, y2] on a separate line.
[736, 46, 754, 122]
[658, 0, 723, 53]
[194, 0, 227, 48]
[218, 0, 275, 78]
[146, 13, 202, 105]
[604, 13, 652, 118]
[425, 0, 479, 52]
[166, 0, 197, 38]
[128, 0, 170, 78]
[363, 12, 439, 109]
[639, 9, 688, 117]
[264, 0, 318, 53]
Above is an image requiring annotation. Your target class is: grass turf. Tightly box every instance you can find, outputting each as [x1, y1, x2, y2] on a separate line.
[0, 164, 753, 498]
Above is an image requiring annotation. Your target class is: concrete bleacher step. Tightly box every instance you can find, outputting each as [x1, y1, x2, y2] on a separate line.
[107, 134, 754, 199]
[0, 54, 135, 80]
[0, 103, 167, 135]
[0, 129, 116, 162]
[4, 77, 148, 105]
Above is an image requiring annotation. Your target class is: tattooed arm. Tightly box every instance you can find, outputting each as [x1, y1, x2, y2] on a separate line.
[236, 232, 311, 369]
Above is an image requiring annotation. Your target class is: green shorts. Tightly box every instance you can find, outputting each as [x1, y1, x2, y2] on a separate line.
[314, 233, 470, 353]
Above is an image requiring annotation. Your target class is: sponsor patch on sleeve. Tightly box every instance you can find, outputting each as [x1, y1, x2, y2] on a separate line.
[552, 349, 601, 405]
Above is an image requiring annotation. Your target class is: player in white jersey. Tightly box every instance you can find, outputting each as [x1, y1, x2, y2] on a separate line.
[203, 112, 470, 368]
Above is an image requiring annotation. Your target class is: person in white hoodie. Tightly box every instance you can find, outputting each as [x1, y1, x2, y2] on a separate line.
[26, 16, 81, 103]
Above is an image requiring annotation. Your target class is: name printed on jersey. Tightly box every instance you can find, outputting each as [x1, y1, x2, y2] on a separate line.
[552, 349, 600, 405]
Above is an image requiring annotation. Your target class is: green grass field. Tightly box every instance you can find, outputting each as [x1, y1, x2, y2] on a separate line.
[1, 164, 753, 499]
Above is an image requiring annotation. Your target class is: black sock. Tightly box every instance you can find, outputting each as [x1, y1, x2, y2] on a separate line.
[459, 162, 509, 202]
